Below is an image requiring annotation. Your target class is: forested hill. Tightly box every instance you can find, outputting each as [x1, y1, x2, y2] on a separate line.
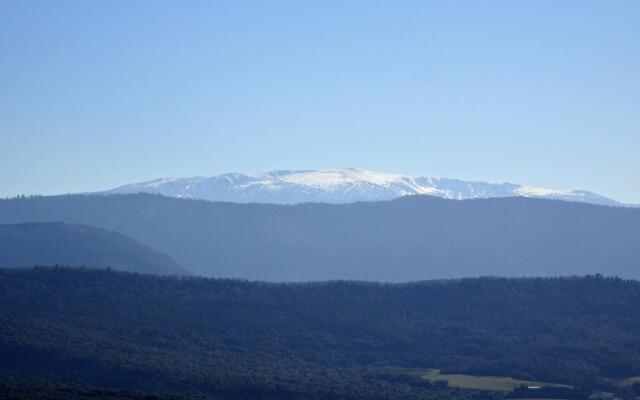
[1, 267, 640, 399]
[0, 194, 639, 280]
[0, 222, 187, 276]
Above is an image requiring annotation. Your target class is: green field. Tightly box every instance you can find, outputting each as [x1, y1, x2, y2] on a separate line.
[382, 368, 572, 392]
[423, 369, 573, 391]
[615, 376, 640, 387]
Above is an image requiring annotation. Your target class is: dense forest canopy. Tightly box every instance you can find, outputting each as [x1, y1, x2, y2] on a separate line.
[1, 268, 640, 399]
[0, 194, 639, 280]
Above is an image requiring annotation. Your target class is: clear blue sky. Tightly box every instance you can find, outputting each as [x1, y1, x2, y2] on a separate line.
[1, 1, 639, 202]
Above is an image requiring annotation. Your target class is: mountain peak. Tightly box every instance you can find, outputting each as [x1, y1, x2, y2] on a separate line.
[104, 168, 620, 206]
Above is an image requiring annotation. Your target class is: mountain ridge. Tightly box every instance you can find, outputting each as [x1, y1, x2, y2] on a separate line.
[1, 194, 638, 281]
[103, 168, 620, 206]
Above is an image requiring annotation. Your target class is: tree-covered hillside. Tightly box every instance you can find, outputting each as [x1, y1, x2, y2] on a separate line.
[0, 222, 187, 276]
[1, 268, 640, 399]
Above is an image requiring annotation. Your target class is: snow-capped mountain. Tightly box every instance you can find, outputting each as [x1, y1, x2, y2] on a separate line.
[104, 168, 621, 206]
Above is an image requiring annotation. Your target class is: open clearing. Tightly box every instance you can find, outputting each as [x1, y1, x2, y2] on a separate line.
[382, 368, 572, 392]
[615, 376, 640, 387]
[423, 369, 573, 391]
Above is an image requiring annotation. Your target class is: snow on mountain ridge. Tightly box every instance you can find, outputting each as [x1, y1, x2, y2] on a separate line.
[279, 168, 401, 188]
[105, 168, 620, 206]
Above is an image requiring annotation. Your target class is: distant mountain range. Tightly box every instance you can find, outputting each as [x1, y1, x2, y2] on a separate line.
[0, 222, 187, 276]
[1, 194, 638, 281]
[104, 168, 622, 206]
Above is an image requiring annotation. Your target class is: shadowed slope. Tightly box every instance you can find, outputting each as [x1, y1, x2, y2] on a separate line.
[0, 222, 187, 276]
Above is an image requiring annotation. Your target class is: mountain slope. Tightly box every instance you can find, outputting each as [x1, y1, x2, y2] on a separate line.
[1, 268, 640, 397]
[0, 222, 187, 276]
[104, 168, 620, 206]
[0, 194, 638, 281]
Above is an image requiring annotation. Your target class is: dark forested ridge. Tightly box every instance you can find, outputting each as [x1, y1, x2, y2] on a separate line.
[1, 268, 640, 399]
[0, 222, 187, 276]
[0, 194, 639, 280]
